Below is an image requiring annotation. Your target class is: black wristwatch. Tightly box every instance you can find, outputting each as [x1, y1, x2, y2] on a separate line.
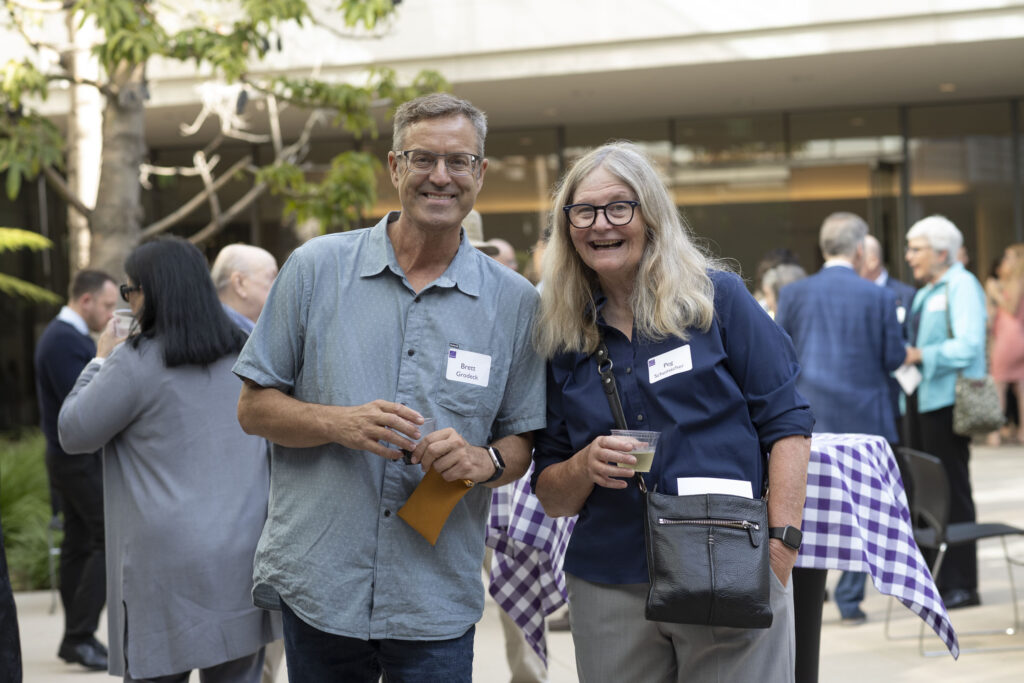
[768, 525, 803, 551]
[483, 446, 505, 484]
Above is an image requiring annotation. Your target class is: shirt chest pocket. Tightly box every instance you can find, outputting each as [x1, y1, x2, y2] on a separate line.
[434, 346, 509, 418]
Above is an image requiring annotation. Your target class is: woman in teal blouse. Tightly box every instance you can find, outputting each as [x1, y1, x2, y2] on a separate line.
[904, 215, 987, 610]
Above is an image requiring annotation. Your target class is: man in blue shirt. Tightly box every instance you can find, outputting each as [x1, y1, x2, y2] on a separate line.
[233, 93, 546, 682]
[34, 269, 117, 671]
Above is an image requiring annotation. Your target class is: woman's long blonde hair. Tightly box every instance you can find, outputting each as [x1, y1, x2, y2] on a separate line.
[534, 142, 720, 358]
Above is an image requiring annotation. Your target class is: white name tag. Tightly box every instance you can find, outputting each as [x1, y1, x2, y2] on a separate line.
[926, 293, 947, 312]
[648, 345, 693, 384]
[445, 348, 491, 387]
[896, 306, 906, 324]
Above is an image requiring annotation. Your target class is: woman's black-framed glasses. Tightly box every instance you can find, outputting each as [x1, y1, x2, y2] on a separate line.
[120, 284, 140, 302]
[563, 200, 640, 229]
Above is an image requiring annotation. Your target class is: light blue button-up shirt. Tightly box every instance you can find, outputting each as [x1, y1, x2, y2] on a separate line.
[233, 212, 546, 641]
[911, 261, 987, 413]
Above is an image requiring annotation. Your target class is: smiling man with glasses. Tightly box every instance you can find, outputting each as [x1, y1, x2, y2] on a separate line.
[233, 93, 546, 682]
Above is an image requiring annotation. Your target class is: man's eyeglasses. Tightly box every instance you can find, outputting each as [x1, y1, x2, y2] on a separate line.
[120, 284, 141, 302]
[563, 201, 640, 229]
[397, 150, 482, 176]
[905, 245, 932, 255]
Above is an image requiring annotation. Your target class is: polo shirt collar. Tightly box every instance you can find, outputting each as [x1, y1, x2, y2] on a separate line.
[360, 211, 482, 297]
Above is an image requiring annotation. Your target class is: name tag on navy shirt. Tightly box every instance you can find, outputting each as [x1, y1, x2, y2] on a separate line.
[445, 348, 491, 387]
[648, 345, 692, 384]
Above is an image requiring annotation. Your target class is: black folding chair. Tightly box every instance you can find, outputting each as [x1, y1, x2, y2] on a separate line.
[883, 447, 1024, 655]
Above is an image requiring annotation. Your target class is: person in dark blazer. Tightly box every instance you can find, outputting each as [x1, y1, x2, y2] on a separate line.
[775, 213, 907, 682]
[33, 269, 118, 671]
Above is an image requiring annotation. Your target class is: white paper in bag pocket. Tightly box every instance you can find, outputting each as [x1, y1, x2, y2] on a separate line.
[676, 477, 753, 498]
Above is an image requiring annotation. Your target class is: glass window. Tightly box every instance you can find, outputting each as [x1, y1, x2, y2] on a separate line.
[908, 102, 1015, 278]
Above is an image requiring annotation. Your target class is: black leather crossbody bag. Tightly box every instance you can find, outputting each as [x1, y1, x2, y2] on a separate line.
[595, 339, 773, 628]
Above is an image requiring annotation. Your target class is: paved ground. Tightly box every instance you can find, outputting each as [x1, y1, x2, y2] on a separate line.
[14, 444, 1024, 682]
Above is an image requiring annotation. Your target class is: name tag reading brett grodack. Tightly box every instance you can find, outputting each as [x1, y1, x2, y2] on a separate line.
[445, 347, 491, 388]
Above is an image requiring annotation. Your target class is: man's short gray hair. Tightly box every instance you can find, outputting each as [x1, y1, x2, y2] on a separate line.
[392, 93, 488, 157]
[819, 212, 868, 258]
[906, 215, 963, 266]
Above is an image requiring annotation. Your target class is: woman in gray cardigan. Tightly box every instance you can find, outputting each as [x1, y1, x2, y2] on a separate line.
[59, 236, 279, 682]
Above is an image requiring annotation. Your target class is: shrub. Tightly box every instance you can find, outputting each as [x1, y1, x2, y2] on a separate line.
[0, 429, 58, 590]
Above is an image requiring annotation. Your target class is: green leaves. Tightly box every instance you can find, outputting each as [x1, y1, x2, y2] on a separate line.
[0, 115, 65, 200]
[257, 151, 379, 230]
[0, 228, 62, 304]
[338, 0, 396, 30]
[1, 60, 50, 109]
[74, 0, 168, 72]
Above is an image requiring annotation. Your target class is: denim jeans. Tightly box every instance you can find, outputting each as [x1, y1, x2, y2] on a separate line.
[280, 601, 474, 683]
[834, 571, 866, 618]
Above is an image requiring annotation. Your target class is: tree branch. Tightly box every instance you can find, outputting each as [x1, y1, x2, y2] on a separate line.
[43, 165, 92, 220]
[46, 72, 112, 97]
[140, 155, 251, 239]
[187, 182, 268, 246]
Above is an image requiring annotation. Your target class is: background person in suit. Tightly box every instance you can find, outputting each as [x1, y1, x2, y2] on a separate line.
[210, 244, 279, 335]
[33, 269, 118, 671]
[775, 213, 907, 681]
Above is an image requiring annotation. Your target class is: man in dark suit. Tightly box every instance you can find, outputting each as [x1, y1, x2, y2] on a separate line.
[776, 213, 908, 629]
[34, 269, 117, 671]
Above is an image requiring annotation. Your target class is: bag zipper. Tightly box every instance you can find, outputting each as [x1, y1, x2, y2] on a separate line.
[657, 518, 761, 545]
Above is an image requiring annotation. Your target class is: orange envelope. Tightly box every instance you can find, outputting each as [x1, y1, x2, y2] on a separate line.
[397, 467, 474, 546]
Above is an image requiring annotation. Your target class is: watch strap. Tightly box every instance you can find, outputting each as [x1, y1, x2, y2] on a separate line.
[483, 446, 505, 484]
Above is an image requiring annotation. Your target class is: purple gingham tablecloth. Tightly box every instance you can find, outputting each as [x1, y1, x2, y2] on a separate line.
[801, 433, 958, 658]
[486, 462, 575, 665]
[488, 434, 959, 662]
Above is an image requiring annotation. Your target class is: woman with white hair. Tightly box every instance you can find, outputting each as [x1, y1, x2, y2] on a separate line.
[904, 215, 986, 610]
[531, 142, 814, 682]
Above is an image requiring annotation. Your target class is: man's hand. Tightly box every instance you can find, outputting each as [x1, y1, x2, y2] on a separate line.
[410, 428, 495, 483]
[331, 400, 425, 460]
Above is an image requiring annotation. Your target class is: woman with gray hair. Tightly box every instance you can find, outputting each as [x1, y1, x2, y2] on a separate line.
[904, 215, 986, 610]
[531, 141, 814, 682]
[761, 263, 807, 317]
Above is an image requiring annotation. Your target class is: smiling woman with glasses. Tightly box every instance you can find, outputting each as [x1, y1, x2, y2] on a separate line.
[531, 141, 812, 683]
[58, 236, 279, 681]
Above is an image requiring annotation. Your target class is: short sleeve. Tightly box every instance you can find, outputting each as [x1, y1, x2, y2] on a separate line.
[233, 246, 312, 392]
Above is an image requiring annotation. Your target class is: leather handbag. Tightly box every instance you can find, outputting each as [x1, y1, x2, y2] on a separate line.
[941, 289, 1005, 437]
[595, 341, 773, 628]
[952, 375, 1004, 437]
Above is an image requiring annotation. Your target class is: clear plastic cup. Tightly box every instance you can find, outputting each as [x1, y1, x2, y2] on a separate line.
[610, 429, 660, 472]
[112, 309, 135, 337]
[401, 417, 436, 465]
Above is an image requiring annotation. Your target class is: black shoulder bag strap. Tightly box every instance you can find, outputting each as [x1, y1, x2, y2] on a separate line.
[594, 338, 648, 494]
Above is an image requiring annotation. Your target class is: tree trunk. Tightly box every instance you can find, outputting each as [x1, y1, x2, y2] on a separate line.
[66, 11, 103, 274]
[89, 63, 147, 279]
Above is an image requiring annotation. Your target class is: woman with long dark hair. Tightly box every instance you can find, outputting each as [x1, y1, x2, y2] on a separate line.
[59, 236, 279, 682]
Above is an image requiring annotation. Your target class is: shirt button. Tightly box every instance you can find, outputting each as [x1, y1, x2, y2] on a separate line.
[407, 349, 415, 356]
[384, 509, 392, 517]
[637, 414, 644, 422]
[625, 367, 632, 374]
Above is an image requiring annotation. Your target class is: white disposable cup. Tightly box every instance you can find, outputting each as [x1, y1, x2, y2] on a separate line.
[610, 429, 660, 472]
[112, 309, 135, 337]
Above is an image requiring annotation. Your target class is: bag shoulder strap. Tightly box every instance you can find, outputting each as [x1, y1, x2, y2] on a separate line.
[593, 339, 647, 493]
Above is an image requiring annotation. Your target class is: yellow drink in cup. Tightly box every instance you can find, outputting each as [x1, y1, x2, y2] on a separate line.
[610, 429, 660, 473]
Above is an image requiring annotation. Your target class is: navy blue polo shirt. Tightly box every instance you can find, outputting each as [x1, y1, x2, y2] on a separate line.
[533, 270, 814, 584]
